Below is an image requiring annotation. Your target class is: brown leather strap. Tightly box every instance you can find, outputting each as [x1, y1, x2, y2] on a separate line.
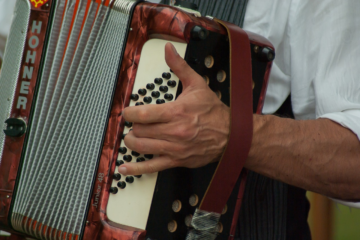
[229, 170, 248, 239]
[199, 19, 253, 213]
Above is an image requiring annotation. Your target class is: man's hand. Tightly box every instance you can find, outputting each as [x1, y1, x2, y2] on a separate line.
[119, 43, 230, 176]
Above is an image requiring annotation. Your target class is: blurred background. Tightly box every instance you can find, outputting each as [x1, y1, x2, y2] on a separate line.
[308, 192, 360, 240]
[0, 0, 359, 239]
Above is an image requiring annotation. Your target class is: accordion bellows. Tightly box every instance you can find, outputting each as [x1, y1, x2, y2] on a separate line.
[6, 0, 137, 238]
[0, 0, 274, 239]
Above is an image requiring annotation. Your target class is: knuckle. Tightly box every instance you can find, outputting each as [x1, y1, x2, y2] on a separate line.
[158, 144, 167, 155]
[173, 158, 188, 168]
[133, 164, 141, 175]
[146, 162, 157, 174]
[164, 157, 180, 169]
[173, 125, 194, 141]
[172, 125, 187, 139]
[178, 59, 190, 72]
[172, 144, 185, 153]
[171, 159, 182, 168]
[172, 144, 188, 158]
[137, 109, 149, 122]
[172, 58, 188, 72]
[133, 139, 146, 153]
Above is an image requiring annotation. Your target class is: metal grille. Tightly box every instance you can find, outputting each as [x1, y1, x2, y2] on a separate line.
[11, 0, 137, 238]
[0, 0, 30, 164]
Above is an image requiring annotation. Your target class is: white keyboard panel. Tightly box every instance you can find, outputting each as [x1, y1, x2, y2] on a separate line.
[106, 39, 187, 230]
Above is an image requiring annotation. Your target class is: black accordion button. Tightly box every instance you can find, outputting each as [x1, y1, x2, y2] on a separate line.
[156, 99, 165, 104]
[144, 97, 152, 104]
[119, 147, 127, 154]
[109, 187, 118, 194]
[123, 155, 132, 162]
[138, 88, 147, 96]
[117, 181, 126, 189]
[116, 160, 124, 166]
[146, 83, 155, 90]
[132, 151, 140, 157]
[131, 94, 139, 101]
[135, 175, 142, 178]
[126, 176, 134, 183]
[167, 80, 177, 88]
[113, 173, 121, 181]
[144, 154, 154, 159]
[135, 102, 144, 106]
[162, 72, 171, 79]
[164, 93, 174, 101]
[137, 157, 145, 162]
[159, 86, 168, 93]
[154, 78, 163, 85]
[151, 91, 160, 98]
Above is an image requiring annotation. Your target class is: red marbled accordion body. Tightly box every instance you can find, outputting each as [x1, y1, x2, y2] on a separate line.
[0, 1, 273, 239]
[0, 1, 54, 235]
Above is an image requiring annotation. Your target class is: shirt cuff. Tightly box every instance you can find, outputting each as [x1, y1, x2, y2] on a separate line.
[319, 109, 360, 141]
[331, 198, 360, 208]
[319, 110, 360, 207]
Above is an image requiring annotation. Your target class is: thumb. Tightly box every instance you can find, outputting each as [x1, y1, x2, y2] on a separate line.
[165, 42, 207, 90]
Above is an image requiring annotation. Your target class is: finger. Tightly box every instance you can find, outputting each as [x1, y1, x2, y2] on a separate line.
[165, 42, 207, 90]
[131, 121, 196, 144]
[131, 122, 167, 139]
[118, 156, 177, 175]
[131, 122, 180, 140]
[123, 103, 174, 124]
[124, 130, 185, 155]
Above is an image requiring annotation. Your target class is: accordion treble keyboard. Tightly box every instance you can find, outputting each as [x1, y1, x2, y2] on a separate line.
[107, 39, 187, 230]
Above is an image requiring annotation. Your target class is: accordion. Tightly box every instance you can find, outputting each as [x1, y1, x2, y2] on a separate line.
[0, 0, 274, 239]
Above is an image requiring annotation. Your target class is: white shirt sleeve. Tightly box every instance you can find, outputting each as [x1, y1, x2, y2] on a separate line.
[243, 0, 360, 207]
[243, 0, 292, 114]
[244, 0, 360, 140]
[310, 1, 360, 140]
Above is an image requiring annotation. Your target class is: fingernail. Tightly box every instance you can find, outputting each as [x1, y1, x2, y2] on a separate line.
[170, 44, 179, 56]
[119, 167, 127, 175]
